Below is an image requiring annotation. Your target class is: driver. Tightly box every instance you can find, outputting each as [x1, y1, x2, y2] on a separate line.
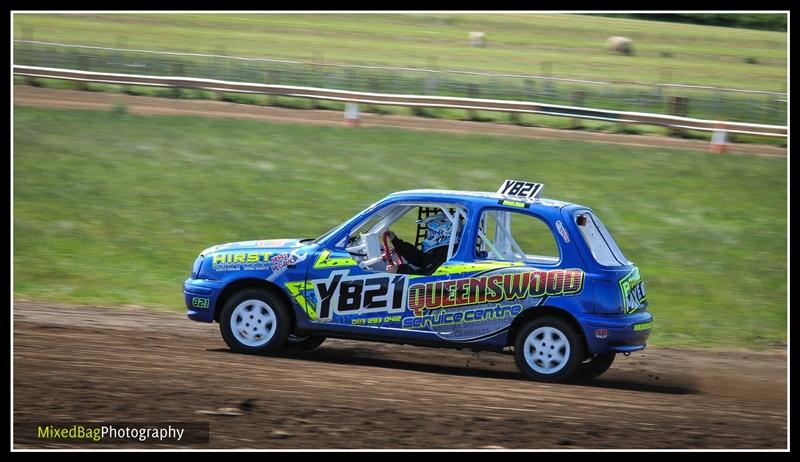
[386, 212, 462, 275]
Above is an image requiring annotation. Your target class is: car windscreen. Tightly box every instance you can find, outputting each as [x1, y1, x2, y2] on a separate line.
[574, 211, 630, 267]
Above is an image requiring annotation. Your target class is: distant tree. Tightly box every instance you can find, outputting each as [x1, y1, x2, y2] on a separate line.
[587, 13, 787, 32]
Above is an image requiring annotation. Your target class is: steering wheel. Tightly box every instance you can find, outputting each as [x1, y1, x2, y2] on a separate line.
[382, 231, 403, 272]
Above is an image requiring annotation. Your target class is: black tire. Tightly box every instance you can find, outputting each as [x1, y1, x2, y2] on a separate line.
[219, 289, 291, 354]
[576, 352, 616, 381]
[514, 316, 585, 383]
[281, 334, 326, 354]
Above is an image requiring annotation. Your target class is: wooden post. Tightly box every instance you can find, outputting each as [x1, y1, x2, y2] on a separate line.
[171, 63, 183, 98]
[570, 90, 586, 129]
[666, 96, 689, 136]
[542, 62, 553, 96]
[116, 34, 133, 94]
[468, 83, 479, 121]
[76, 55, 88, 91]
[267, 69, 280, 106]
[213, 45, 226, 101]
[368, 77, 379, 113]
[20, 27, 39, 87]
[309, 52, 322, 109]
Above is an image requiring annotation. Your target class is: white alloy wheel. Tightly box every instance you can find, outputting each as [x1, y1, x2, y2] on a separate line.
[230, 299, 277, 347]
[523, 326, 571, 375]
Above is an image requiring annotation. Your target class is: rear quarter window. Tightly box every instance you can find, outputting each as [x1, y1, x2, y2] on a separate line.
[575, 211, 629, 267]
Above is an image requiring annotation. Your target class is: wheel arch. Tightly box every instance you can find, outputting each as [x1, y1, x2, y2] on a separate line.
[214, 278, 296, 328]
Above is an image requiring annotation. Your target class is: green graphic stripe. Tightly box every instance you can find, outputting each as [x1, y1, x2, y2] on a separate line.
[430, 261, 524, 276]
[313, 249, 357, 269]
[284, 281, 317, 321]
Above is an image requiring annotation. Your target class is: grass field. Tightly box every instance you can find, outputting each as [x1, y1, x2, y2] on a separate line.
[13, 106, 787, 348]
[13, 13, 787, 91]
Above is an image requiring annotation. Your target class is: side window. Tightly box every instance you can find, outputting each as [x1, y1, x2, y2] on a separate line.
[476, 209, 560, 264]
[338, 202, 468, 273]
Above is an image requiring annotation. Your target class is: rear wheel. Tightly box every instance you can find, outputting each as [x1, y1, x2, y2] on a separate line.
[282, 334, 326, 354]
[577, 352, 616, 381]
[514, 316, 585, 383]
[219, 289, 291, 354]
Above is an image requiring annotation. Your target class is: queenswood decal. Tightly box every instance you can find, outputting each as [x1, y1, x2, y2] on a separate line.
[407, 269, 584, 316]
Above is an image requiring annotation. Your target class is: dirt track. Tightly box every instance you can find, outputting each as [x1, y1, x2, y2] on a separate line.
[12, 85, 787, 158]
[12, 300, 786, 449]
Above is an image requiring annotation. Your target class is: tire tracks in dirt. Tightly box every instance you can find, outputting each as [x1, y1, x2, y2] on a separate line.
[12, 300, 787, 449]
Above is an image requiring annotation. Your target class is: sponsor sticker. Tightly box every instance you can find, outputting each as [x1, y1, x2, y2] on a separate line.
[407, 268, 584, 316]
[211, 253, 272, 272]
[256, 239, 292, 248]
[593, 328, 609, 339]
[555, 220, 570, 243]
[619, 268, 647, 314]
[270, 253, 297, 272]
[498, 199, 530, 208]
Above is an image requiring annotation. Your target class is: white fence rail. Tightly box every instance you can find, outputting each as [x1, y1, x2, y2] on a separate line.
[14, 40, 787, 96]
[13, 65, 788, 137]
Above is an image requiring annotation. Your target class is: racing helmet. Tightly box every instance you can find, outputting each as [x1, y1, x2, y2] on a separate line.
[419, 212, 463, 253]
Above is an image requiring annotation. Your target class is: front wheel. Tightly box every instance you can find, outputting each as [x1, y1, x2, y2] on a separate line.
[219, 289, 291, 354]
[514, 316, 585, 383]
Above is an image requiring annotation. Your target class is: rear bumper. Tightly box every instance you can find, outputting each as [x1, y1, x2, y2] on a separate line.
[184, 278, 224, 323]
[579, 311, 653, 354]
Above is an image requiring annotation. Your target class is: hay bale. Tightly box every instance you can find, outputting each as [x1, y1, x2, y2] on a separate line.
[606, 36, 634, 55]
[469, 31, 486, 47]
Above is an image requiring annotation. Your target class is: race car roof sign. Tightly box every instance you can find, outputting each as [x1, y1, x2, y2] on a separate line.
[497, 179, 544, 200]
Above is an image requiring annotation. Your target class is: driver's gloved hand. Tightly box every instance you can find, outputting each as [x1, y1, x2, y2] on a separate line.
[386, 230, 397, 241]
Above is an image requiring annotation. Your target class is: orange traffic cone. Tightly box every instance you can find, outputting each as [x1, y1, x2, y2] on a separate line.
[709, 123, 728, 154]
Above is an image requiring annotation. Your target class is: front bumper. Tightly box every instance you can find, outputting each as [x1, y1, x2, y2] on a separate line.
[184, 278, 225, 322]
[580, 311, 653, 354]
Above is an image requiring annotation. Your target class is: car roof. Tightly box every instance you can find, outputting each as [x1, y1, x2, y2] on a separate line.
[385, 189, 576, 210]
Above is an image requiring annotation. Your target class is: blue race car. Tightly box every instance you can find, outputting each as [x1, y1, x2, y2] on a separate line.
[184, 180, 651, 382]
